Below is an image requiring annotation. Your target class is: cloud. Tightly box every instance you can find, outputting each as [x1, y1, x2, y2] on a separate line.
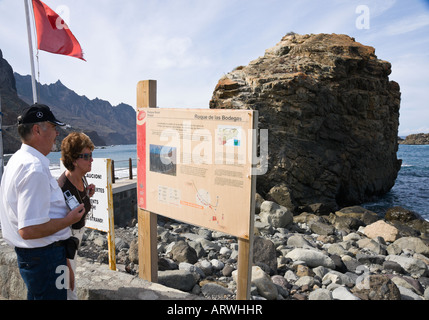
[370, 0, 397, 17]
[132, 35, 211, 70]
[399, 127, 429, 136]
[384, 14, 429, 35]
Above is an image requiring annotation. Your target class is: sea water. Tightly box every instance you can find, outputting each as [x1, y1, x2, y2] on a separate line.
[47, 144, 138, 179]
[47, 144, 429, 221]
[363, 144, 429, 221]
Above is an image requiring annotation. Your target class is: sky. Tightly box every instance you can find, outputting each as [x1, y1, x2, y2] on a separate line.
[0, 0, 428, 136]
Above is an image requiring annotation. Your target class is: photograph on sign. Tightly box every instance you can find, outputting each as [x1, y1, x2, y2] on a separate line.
[149, 144, 177, 176]
[137, 108, 257, 239]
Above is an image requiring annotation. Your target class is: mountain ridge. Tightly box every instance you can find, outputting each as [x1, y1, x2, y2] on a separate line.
[14, 73, 136, 147]
[1, 48, 136, 153]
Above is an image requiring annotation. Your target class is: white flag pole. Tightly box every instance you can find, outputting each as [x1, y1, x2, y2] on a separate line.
[24, 0, 38, 104]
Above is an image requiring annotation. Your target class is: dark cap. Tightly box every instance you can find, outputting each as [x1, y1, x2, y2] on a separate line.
[18, 104, 65, 126]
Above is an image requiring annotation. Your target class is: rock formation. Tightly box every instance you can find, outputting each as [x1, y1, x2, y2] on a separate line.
[210, 33, 402, 211]
[399, 133, 429, 145]
[15, 74, 136, 146]
[0, 49, 30, 153]
[1, 46, 137, 154]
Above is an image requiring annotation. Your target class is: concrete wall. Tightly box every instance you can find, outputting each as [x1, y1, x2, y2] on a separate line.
[112, 180, 137, 227]
[0, 238, 27, 300]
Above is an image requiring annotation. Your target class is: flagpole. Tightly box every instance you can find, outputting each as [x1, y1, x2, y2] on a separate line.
[24, 0, 38, 104]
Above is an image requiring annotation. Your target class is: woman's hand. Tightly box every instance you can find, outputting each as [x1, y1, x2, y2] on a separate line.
[87, 184, 96, 197]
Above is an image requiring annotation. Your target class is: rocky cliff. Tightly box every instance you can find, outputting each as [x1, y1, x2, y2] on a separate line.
[210, 33, 402, 211]
[1, 49, 137, 153]
[0, 49, 32, 153]
[15, 74, 136, 146]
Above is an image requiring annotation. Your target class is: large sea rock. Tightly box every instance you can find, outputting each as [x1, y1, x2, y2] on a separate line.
[210, 33, 402, 211]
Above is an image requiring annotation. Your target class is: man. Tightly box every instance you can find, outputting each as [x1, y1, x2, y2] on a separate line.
[0, 104, 84, 300]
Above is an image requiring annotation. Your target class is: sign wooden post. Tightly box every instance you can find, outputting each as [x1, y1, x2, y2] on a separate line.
[237, 239, 253, 300]
[236, 112, 257, 300]
[237, 131, 257, 300]
[137, 80, 158, 282]
[105, 159, 116, 271]
[136, 80, 257, 299]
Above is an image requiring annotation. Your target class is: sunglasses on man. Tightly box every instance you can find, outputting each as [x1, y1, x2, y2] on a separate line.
[78, 153, 93, 161]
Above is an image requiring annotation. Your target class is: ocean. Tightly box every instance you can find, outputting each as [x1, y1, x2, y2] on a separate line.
[47, 144, 138, 179]
[362, 144, 429, 221]
[47, 144, 429, 221]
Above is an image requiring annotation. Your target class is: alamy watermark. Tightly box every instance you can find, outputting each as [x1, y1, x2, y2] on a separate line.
[156, 121, 269, 176]
[55, 265, 71, 290]
[54, 5, 70, 30]
[356, 5, 370, 30]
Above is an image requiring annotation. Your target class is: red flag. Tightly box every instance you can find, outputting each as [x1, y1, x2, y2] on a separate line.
[32, 0, 85, 61]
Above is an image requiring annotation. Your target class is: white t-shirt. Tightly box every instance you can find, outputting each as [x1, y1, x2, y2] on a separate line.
[0, 144, 71, 248]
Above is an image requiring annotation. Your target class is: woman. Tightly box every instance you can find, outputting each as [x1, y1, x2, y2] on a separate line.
[58, 132, 96, 300]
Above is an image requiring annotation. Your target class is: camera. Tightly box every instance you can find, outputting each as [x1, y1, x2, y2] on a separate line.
[64, 190, 80, 210]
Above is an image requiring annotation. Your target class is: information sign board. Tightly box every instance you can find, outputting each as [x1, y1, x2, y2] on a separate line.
[137, 108, 257, 239]
[84, 158, 113, 232]
[60, 158, 113, 233]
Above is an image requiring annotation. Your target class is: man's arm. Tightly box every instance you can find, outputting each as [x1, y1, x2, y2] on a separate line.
[19, 204, 85, 240]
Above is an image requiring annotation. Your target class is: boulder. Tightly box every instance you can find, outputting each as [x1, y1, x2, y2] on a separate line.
[352, 275, 401, 300]
[393, 237, 429, 257]
[253, 236, 278, 274]
[286, 248, 335, 269]
[309, 288, 333, 300]
[210, 33, 401, 209]
[308, 220, 335, 236]
[157, 270, 197, 292]
[201, 283, 234, 298]
[170, 241, 198, 264]
[332, 286, 361, 300]
[385, 255, 428, 278]
[259, 201, 293, 228]
[250, 266, 278, 300]
[363, 220, 399, 242]
[385, 206, 423, 222]
[335, 206, 379, 225]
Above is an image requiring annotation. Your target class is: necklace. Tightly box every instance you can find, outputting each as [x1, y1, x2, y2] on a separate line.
[74, 183, 85, 203]
[67, 171, 88, 198]
[72, 180, 87, 206]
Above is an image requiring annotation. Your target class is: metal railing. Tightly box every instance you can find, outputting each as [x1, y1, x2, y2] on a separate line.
[111, 158, 137, 183]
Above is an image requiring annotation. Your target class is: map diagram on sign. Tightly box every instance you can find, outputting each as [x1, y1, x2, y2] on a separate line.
[218, 126, 242, 147]
[190, 181, 222, 225]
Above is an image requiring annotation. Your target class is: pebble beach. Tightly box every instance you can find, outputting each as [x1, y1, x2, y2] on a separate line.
[77, 202, 429, 300]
